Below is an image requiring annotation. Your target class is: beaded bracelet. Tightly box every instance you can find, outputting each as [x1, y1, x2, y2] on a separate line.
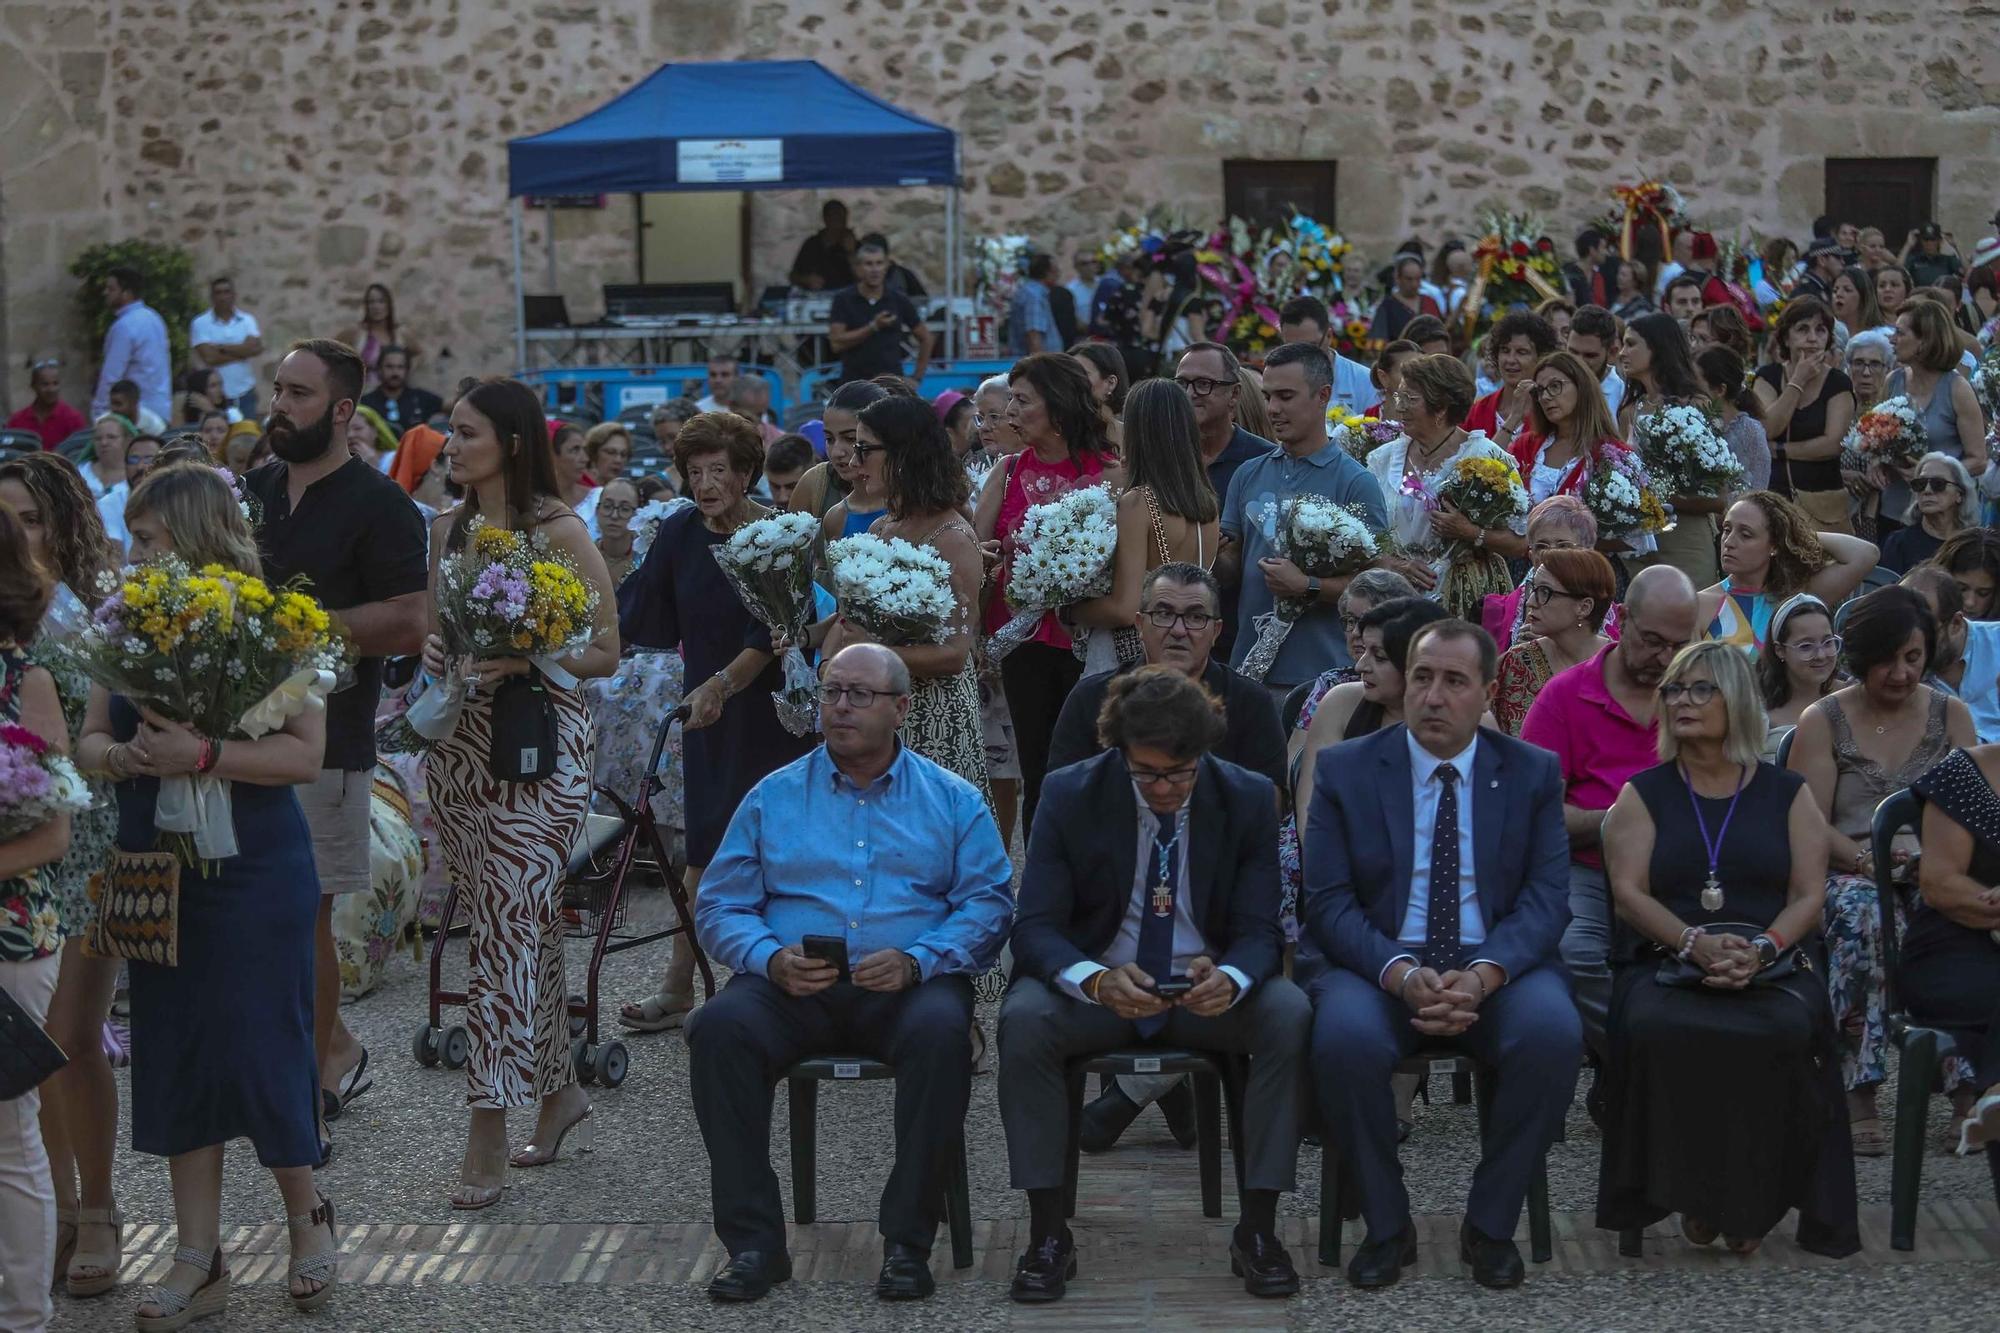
[1676, 925, 1705, 962]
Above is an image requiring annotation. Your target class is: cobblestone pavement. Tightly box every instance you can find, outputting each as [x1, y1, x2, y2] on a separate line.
[47, 885, 1998, 1332]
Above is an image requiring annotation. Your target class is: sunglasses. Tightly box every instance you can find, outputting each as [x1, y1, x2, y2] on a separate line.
[1911, 476, 1960, 495]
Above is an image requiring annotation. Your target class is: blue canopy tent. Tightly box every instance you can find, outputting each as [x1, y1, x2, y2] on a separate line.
[504, 59, 962, 366]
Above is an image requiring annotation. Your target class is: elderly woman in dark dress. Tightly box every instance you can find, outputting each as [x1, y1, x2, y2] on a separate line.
[1598, 642, 1858, 1257]
[616, 412, 814, 1033]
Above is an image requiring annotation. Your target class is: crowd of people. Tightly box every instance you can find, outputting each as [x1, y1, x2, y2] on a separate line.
[0, 201, 1999, 1329]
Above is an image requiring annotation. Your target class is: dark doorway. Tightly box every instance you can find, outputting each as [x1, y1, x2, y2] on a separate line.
[1224, 160, 1338, 231]
[1824, 158, 1937, 248]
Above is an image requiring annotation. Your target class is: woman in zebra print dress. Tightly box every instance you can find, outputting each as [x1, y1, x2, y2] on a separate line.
[419, 381, 621, 1210]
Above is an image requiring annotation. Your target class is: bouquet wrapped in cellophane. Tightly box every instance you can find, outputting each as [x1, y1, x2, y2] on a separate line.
[711, 511, 822, 736]
[1328, 406, 1401, 465]
[404, 518, 601, 745]
[989, 485, 1119, 663]
[825, 535, 959, 645]
[1239, 495, 1379, 681]
[1839, 396, 1929, 476]
[1580, 447, 1671, 545]
[1431, 454, 1530, 620]
[1636, 402, 1744, 498]
[0, 722, 92, 955]
[72, 557, 346, 862]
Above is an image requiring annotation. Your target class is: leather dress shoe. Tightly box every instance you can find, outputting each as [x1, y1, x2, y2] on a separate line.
[1158, 1078, 1199, 1149]
[1346, 1227, 1416, 1289]
[1078, 1085, 1144, 1153]
[1229, 1230, 1300, 1297]
[708, 1249, 791, 1302]
[1010, 1233, 1077, 1303]
[876, 1242, 934, 1300]
[1460, 1220, 1525, 1289]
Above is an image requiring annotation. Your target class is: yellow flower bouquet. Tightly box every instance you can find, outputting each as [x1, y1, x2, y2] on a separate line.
[1431, 455, 1530, 620]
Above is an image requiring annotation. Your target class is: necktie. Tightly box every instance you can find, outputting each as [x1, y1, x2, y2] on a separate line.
[1422, 763, 1462, 971]
[1134, 815, 1178, 1038]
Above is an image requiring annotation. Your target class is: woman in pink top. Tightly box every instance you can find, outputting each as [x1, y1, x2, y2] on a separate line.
[974, 352, 1121, 834]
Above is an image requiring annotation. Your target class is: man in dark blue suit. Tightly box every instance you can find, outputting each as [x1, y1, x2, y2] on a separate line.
[999, 666, 1311, 1303]
[1300, 619, 1579, 1291]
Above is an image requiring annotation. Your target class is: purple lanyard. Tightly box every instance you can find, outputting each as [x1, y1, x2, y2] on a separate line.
[1680, 762, 1748, 883]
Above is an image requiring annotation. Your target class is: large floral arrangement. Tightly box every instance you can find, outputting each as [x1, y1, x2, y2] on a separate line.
[1602, 179, 1690, 260]
[1238, 496, 1380, 681]
[75, 557, 345, 861]
[712, 511, 823, 735]
[1466, 211, 1564, 322]
[989, 485, 1119, 661]
[1429, 455, 1530, 619]
[1841, 396, 1929, 474]
[824, 534, 958, 646]
[1635, 403, 1745, 498]
[1580, 448, 1672, 541]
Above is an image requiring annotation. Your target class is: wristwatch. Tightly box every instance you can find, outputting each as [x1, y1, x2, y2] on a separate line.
[1752, 935, 1779, 970]
[906, 954, 922, 987]
[1306, 576, 1322, 598]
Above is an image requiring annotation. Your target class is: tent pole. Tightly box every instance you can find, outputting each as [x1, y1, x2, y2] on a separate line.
[511, 198, 528, 373]
[545, 200, 557, 292]
[944, 185, 958, 360]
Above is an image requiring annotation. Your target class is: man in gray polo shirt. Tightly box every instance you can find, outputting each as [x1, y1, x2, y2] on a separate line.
[1218, 342, 1389, 696]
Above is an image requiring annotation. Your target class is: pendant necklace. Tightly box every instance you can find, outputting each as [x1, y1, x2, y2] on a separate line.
[1151, 820, 1181, 919]
[1681, 761, 1748, 912]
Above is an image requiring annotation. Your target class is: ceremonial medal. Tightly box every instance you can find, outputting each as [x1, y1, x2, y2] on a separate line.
[1701, 875, 1725, 913]
[1682, 763, 1747, 917]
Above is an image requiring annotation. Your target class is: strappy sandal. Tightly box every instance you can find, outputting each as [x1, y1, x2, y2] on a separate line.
[67, 1203, 124, 1297]
[52, 1206, 77, 1291]
[1849, 1116, 1888, 1157]
[322, 1046, 373, 1123]
[510, 1107, 595, 1169]
[617, 990, 692, 1033]
[133, 1245, 229, 1331]
[451, 1149, 510, 1210]
[286, 1194, 339, 1312]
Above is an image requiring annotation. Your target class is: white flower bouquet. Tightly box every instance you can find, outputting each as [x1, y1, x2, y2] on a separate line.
[1238, 495, 1379, 681]
[1970, 346, 1998, 419]
[825, 535, 958, 645]
[1636, 403, 1744, 498]
[1580, 447, 1671, 541]
[988, 485, 1119, 663]
[711, 510, 823, 736]
[1840, 395, 1929, 475]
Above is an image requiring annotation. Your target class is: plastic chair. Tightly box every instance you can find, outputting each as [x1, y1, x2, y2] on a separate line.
[0, 427, 43, 454]
[1869, 787, 1961, 1251]
[1318, 1049, 1553, 1267]
[1281, 680, 1315, 736]
[1062, 1049, 1241, 1219]
[785, 1056, 975, 1269]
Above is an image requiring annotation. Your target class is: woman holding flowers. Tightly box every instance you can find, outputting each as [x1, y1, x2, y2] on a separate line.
[974, 352, 1119, 835]
[1365, 354, 1527, 608]
[1884, 299, 1987, 475]
[1506, 350, 1635, 517]
[0, 504, 79, 1333]
[73, 464, 340, 1321]
[0, 452, 126, 1302]
[619, 412, 813, 1034]
[1620, 313, 1728, 586]
[823, 395, 989, 792]
[1700, 490, 1878, 655]
[416, 380, 620, 1207]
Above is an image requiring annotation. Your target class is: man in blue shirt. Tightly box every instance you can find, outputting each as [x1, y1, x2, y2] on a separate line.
[1218, 342, 1390, 694]
[91, 265, 171, 422]
[1007, 254, 1061, 356]
[688, 644, 1013, 1305]
[1277, 295, 1378, 412]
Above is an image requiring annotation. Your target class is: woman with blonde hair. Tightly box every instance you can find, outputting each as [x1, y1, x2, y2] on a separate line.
[75, 464, 341, 1321]
[1232, 365, 1274, 441]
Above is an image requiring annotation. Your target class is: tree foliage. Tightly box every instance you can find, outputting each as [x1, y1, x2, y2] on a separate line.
[69, 239, 200, 371]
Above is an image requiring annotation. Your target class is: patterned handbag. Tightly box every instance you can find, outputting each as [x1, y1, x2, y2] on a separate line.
[83, 850, 181, 967]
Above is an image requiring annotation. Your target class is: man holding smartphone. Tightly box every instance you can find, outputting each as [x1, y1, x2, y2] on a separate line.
[1000, 667, 1311, 1303]
[828, 240, 929, 388]
[687, 645, 1011, 1305]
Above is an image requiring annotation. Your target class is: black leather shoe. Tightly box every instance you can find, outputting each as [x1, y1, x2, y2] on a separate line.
[876, 1242, 934, 1300]
[1346, 1227, 1416, 1289]
[1460, 1220, 1525, 1289]
[1078, 1084, 1144, 1153]
[1010, 1233, 1077, 1303]
[1229, 1230, 1300, 1297]
[1158, 1078, 1199, 1149]
[708, 1249, 791, 1302]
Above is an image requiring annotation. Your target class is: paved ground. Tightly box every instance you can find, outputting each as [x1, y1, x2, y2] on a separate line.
[46, 880, 1999, 1332]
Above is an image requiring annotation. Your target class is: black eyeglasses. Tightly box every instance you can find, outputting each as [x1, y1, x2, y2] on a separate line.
[1660, 680, 1719, 705]
[1530, 380, 1572, 400]
[1527, 584, 1582, 607]
[1130, 763, 1199, 787]
[1145, 607, 1214, 631]
[1911, 476, 1960, 494]
[819, 683, 897, 708]
[1173, 376, 1233, 399]
[849, 444, 885, 461]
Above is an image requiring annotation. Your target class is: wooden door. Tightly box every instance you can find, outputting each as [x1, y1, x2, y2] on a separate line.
[1823, 158, 1936, 248]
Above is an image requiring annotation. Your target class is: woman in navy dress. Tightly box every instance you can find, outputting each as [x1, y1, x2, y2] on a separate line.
[615, 413, 814, 1033]
[76, 465, 339, 1324]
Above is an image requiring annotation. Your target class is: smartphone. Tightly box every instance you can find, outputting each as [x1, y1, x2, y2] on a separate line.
[1150, 976, 1193, 1000]
[801, 934, 851, 984]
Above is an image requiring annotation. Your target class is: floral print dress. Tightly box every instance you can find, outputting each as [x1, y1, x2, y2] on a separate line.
[30, 635, 117, 936]
[0, 647, 66, 961]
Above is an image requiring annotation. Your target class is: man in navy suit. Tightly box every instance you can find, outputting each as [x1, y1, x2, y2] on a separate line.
[999, 666, 1311, 1303]
[1300, 619, 1579, 1291]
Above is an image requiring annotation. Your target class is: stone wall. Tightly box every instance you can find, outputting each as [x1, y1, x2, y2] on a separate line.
[6, 0, 1996, 410]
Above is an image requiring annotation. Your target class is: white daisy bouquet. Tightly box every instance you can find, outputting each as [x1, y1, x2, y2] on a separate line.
[825, 535, 958, 645]
[1636, 403, 1744, 498]
[1970, 346, 1998, 419]
[1239, 495, 1380, 681]
[988, 485, 1119, 662]
[711, 510, 823, 736]
[1580, 447, 1671, 541]
[1840, 395, 1929, 475]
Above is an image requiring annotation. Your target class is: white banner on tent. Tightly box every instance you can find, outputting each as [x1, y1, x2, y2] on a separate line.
[678, 138, 783, 184]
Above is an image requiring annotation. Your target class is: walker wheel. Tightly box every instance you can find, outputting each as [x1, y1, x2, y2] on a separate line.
[573, 1037, 595, 1084]
[568, 993, 588, 1039]
[592, 1041, 628, 1089]
[441, 1025, 471, 1070]
[412, 1024, 441, 1069]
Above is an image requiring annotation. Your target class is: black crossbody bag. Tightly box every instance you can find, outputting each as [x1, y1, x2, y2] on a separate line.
[488, 671, 557, 783]
[0, 983, 67, 1100]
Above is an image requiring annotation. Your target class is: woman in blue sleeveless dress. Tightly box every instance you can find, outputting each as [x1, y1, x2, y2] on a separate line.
[75, 464, 338, 1325]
